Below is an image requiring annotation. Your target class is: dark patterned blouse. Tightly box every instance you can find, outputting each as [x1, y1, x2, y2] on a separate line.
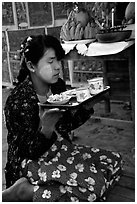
[4, 76, 94, 188]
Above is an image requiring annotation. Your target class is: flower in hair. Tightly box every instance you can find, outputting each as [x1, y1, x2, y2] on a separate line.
[20, 43, 25, 53]
[27, 36, 32, 42]
[25, 48, 29, 53]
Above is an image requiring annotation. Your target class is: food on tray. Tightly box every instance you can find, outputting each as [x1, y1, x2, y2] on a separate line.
[60, 7, 98, 42]
[47, 94, 71, 103]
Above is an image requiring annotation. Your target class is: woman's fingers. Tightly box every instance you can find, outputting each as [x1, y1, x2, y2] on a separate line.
[42, 108, 63, 117]
[40, 108, 64, 137]
[41, 108, 64, 127]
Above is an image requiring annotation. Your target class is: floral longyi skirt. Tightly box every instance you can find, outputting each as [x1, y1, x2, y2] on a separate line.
[21, 135, 123, 202]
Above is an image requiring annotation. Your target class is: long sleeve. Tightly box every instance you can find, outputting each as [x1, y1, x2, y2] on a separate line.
[4, 77, 58, 187]
[5, 95, 57, 161]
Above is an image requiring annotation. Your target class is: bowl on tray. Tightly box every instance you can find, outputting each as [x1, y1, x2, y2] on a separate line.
[87, 77, 104, 95]
[96, 30, 132, 43]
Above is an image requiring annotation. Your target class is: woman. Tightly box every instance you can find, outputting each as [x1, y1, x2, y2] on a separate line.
[3, 34, 122, 202]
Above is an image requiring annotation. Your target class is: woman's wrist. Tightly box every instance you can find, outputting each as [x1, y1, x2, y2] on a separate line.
[40, 126, 53, 139]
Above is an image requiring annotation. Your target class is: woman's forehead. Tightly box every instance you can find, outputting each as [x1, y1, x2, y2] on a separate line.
[43, 48, 56, 58]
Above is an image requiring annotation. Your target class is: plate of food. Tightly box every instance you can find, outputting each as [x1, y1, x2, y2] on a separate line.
[64, 39, 96, 44]
[47, 94, 71, 105]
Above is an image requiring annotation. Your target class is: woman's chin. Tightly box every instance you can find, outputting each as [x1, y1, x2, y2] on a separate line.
[50, 78, 59, 84]
[43, 78, 58, 84]
[40, 75, 59, 84]
[51, 76, 59, 83]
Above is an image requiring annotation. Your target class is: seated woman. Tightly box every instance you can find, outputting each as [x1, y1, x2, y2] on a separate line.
[3, 34, 123, 202]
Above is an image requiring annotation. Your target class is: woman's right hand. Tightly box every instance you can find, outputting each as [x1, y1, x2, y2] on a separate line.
[39, 108, 63, 138]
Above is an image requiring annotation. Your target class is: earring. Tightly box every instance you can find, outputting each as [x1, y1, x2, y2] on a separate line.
[32, 69, 35, 73]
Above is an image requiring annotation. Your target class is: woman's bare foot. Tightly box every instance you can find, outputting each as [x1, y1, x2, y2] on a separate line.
[2, 177, 34, 202]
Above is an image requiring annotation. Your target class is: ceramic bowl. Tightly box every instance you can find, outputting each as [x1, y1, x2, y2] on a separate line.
[88, 77, 104, 95]
[96, 30, 132, 43]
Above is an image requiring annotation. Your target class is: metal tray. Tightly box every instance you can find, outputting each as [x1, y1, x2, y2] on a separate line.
[38, 86, 110, 110]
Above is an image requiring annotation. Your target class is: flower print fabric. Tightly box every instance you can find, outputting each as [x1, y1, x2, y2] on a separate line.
[4, 76, 94, 188]
[4, 76, 59, 188]
[22, 135, 123, 202]
[4, 75, 122, 201]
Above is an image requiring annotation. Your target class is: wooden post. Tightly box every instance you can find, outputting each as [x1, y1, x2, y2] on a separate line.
[51, 2, 55, 27]
[25, 2, 30, 28]
[101, 59, 111, 113]
[12, 2, 18, 29]
[5, 30, 13, 87]
[128, 45, 135, 123]
[68, 60, 74, 87]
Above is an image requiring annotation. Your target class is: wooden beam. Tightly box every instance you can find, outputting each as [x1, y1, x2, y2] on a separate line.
[118, 175, 135, 190]
[12, 2, 18, 29]
[51, 2, 55, 27]
[25, 2, 30, 28]
[90, 116, 134, 130]
[107, 193, 134, 202]
[109, 185, 135, 200]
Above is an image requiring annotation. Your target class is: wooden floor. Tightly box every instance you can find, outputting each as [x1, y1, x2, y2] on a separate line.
[106, 167, 135, 202]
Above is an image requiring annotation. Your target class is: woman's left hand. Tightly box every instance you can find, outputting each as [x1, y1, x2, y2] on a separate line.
[39, 107, 64, 138]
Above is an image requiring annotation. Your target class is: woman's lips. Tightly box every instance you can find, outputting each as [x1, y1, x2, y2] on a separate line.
[54, 73, 59, 77]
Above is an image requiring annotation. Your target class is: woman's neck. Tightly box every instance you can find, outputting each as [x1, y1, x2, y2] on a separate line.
[30, 73, 50, 96]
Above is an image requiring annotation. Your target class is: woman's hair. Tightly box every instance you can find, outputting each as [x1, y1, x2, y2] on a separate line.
[17, 34, 65, 84]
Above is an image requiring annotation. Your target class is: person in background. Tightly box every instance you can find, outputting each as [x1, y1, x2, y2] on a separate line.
[3, 34, 122, 202]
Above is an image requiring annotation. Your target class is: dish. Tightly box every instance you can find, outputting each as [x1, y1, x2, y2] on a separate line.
[64, 39, 96, 44]
[47, 98, 70, 105]
[96, 30, 132, 43]
[47, 94, 71, 105]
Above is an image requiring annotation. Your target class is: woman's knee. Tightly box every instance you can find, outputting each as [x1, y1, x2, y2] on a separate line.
[16, 178, 33, 201]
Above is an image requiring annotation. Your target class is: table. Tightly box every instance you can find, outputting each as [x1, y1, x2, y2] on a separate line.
[62, 40, 135, 121]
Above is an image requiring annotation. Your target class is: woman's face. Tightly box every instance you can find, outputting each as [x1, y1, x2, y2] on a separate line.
[35, 48, 61, 84]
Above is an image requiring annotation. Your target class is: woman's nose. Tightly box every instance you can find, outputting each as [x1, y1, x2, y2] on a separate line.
[55, 61, 61, 70]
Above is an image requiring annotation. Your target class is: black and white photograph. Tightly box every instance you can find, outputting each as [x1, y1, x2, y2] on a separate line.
[2, 2, 135, 202]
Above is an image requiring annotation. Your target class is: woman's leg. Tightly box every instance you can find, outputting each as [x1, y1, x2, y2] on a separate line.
[2, 177, 34, 202]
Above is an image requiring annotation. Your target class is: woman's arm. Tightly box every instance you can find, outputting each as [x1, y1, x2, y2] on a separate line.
[4, 96, 57, 160]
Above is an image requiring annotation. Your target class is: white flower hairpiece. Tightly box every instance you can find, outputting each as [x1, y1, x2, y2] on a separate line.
[25, 48, 29, 53]
[27, 36, 32, 42]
